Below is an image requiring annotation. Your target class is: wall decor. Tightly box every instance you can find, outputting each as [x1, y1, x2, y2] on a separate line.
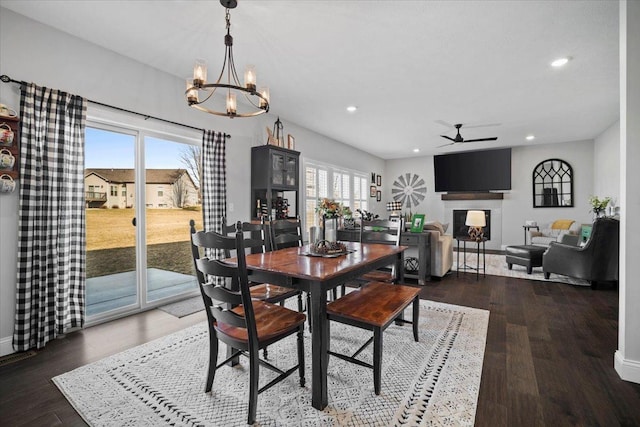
[410, 214, 426, 232]
[392, 173, 427, 209]
[376, 190, 381, 202]
[532, 159, 573, 208]
[370, 185, 377, 198]
[376, 174, 382, 186]
[287, 134, 295, 150]
[371, 172, 376, 183]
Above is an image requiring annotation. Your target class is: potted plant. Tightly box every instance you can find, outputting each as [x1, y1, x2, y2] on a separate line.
[588, 195, 611, 219]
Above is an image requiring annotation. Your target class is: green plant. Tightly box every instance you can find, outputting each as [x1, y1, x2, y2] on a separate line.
[588, 195, 611, 214]
[316, 198, 344, 218]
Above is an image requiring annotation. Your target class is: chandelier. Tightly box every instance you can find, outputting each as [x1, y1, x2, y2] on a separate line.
[185, 0, 269, 118]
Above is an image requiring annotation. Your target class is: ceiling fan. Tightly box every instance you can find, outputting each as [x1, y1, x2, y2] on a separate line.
[438, 123, 498, 147]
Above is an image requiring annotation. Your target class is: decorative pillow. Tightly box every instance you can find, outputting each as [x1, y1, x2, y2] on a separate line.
[423, 221, 445, 235]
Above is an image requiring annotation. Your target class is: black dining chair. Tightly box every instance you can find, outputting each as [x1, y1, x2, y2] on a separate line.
[357, 218, 404, 284]
[269, 215, 304, 251]
[190, 221, 306, 425]
[221, 216, 302, 311]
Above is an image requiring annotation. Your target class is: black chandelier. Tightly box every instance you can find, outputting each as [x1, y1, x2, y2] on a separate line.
[185, 0, 269, 118]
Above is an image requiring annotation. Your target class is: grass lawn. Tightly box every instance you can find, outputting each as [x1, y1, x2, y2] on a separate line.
[87, 208, 203, 251]
[87, 208, 203, 278]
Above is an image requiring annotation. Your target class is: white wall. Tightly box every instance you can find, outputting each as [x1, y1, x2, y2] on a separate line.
[386, 140, 594, 249]
[0, 8, 383, 355]
[616, 0, 640, 385]
[594, 120, 621, 207]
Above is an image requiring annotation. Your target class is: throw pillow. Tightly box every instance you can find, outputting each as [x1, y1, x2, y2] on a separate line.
[423, 221, 445, 235]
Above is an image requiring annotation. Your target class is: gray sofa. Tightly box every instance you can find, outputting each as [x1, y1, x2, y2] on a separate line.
[530, 220, 581, 246]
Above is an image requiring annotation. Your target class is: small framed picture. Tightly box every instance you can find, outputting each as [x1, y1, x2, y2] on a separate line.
[287, 134, 295, 150]
[370, 185, 377, 198]
[376, 190, 381, 202]
[371, 172, 376, 183]
[410, 214, 426, 232]
[376, 174, 382, 186]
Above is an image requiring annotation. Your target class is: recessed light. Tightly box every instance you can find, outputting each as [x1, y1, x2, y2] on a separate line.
[346, 105, 357, 113]
[551, 57, 570, 67]
[413, 148, 420, 153]
[526, 135, 535, 141]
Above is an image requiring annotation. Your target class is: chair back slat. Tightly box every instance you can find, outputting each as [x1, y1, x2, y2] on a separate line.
[270, 216, 303, 250]
[189, 219, 258, 341]
[360, 219, 403, 246]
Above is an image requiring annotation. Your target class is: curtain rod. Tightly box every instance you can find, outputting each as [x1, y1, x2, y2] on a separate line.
[0, 74, 230, 139]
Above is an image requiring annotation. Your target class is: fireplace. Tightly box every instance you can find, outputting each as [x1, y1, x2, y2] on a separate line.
[453, 210, 491, 240]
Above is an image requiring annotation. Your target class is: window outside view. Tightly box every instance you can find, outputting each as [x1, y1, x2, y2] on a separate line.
[85, 126, 201, 318]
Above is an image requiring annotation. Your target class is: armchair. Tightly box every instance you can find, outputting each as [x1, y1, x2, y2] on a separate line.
[542, 217, 619, 289]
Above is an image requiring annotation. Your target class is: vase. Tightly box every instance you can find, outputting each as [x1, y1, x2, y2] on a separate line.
[322, 215, 338, 242]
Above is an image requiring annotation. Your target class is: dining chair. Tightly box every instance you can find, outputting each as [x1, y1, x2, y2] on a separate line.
[190, 221, 306, 425]
[269, 215, 304, 250]
[357, 218, 404, 283]
[326, 280, 420, 395]
[221, 216, 302, 311]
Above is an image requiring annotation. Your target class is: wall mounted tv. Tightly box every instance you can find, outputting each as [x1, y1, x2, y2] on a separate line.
[433, 148, 512, 192]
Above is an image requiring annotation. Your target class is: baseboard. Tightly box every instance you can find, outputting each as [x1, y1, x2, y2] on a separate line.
[615, 350, 640, 384]
[0, 335, 15, 357]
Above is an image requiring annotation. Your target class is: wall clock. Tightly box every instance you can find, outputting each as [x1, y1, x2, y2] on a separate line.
[391, 173, 427, 209]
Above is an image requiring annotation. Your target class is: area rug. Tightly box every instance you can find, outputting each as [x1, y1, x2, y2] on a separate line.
[453, 252, 590, 286]
[53, 300, 489, 426]
[157, 296, 203, 318]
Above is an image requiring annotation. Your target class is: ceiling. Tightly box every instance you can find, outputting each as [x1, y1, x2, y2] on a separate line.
[1, 0, 619, 159]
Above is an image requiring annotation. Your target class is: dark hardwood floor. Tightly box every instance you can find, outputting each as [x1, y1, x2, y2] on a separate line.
[1, 273, 639, 426]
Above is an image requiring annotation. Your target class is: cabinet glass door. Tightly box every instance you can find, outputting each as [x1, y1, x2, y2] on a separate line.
[271, 152, 284, 185]
[285, 155, 297, 186]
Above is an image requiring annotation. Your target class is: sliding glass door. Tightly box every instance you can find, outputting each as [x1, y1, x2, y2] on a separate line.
[85, 124, 200, 322]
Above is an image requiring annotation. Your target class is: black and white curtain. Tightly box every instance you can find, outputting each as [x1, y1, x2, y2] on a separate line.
[13, 83, 87, 351]
[201, 130, 227, 258]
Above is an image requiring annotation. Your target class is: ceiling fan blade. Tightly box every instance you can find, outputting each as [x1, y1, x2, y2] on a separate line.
[435, 119, 455, 129]
[436, 142, 456, 148]
[461, 123, 502, 129]
[462, 137, 498, 143]
[440, 135, 456, 141]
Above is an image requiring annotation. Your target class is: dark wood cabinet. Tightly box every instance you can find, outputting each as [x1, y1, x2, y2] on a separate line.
[251, 145, 300, 220]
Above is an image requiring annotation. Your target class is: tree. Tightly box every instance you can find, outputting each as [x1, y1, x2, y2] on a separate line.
[180, 145, 201, 203]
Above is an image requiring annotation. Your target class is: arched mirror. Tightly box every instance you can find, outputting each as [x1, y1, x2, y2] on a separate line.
[532, 159, 573, 208]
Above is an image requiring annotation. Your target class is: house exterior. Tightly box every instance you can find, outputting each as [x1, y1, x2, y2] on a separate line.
[85, 168, 199, 209]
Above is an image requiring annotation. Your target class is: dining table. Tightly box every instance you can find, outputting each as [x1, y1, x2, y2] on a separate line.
[229, 241, 407, 410]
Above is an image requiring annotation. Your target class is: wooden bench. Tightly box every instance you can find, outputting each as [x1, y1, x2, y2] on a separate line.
[326, 281, 421, 394]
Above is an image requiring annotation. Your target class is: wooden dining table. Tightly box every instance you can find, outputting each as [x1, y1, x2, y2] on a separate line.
[230, 241, 406, 410]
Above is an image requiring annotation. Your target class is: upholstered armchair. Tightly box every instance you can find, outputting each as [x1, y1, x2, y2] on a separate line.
[542, 217, 619, 289]
[530, 219, 581, 247]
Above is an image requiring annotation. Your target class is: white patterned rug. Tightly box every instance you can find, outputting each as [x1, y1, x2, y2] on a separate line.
[53, 300, 488, 426]
[453, 252, 590, 286]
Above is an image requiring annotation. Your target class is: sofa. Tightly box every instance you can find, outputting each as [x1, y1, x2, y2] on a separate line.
[422, 221, 454, 278]
[530, 219, 581, 247]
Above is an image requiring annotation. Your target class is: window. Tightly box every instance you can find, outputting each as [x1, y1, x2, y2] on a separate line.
[158, 190, 164, 197]
[110, 185, 117, 196]
[303, 160, 368, 236]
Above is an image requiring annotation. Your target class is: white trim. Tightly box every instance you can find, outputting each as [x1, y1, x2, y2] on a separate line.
[0, 335, 14, 357]
[615, 350, 640, 384]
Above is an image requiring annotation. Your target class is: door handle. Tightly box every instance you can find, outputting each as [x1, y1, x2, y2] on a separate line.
[132, 217, 136, 227]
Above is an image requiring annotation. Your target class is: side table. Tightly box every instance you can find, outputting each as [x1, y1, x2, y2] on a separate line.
[523, 225, 539, 245]
[455, 237, 487, 281]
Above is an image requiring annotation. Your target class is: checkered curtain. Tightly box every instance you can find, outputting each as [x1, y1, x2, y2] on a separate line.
[13, 83, 87, 351]
[201, 130, 227, 259]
